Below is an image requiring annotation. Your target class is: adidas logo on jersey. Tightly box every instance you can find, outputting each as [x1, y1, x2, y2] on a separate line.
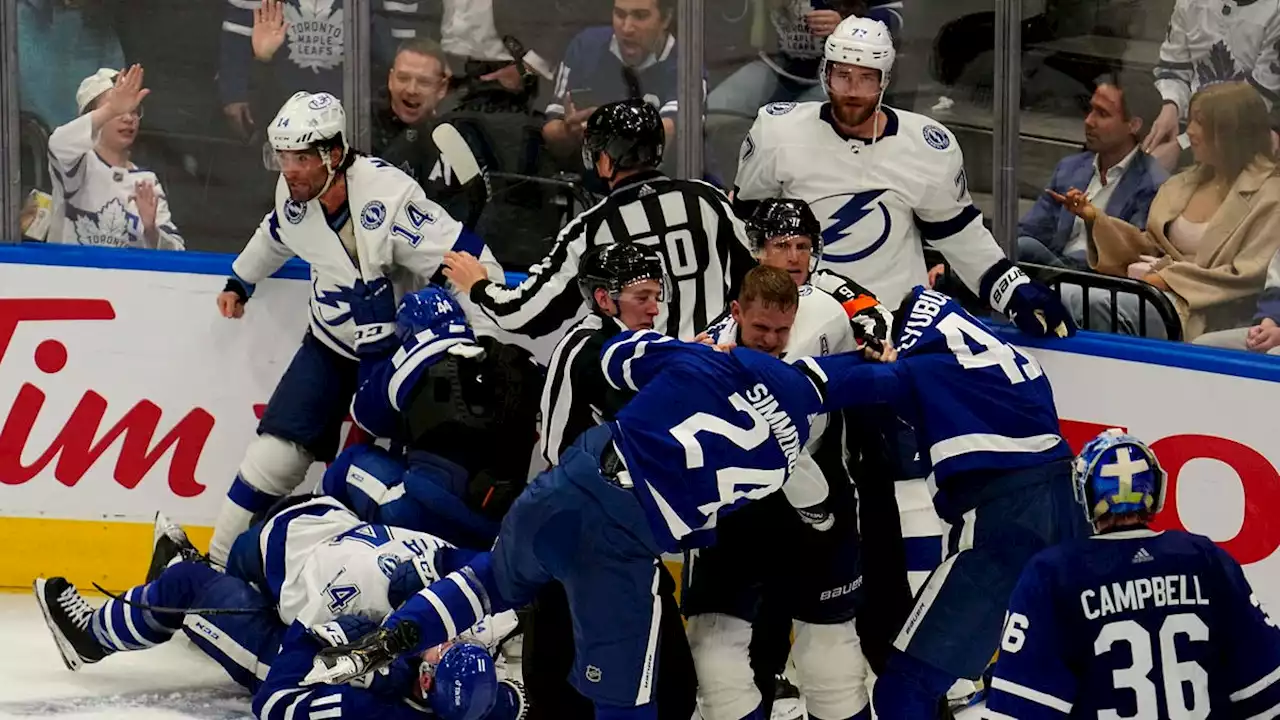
[638, 184, 656, 197]
[1132, 547, 1154, 564]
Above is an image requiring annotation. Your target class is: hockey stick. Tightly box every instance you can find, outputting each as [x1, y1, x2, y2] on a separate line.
[91, 582, 269, 616]
[432, 122, 492, 228]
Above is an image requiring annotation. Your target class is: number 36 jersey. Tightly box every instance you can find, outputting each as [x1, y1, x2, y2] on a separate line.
[988, 528, 1280, 719]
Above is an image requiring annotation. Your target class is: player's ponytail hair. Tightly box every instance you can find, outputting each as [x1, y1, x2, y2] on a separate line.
[738, 265, 799, 312]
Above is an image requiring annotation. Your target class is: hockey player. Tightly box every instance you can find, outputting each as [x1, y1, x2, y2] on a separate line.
[304, 330, 913, 719]
[33, 520, 524, 719]
[777, 286, 1088, 719]
[732, 16, 1073, 342]
[986, 429, 1280, 719]
[208, 90, 507, 565]
[687, 264, 874, 720]
[440, 99, 756, 341]
[46, 65, 184, 249]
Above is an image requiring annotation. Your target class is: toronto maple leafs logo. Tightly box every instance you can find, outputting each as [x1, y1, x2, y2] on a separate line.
[1195, 41, 1246, 88]
[72, 199, 135, 248]
[285, 0, 344, 73]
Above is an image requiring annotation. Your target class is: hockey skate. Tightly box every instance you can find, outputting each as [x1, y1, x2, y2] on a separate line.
[145, 511, 205, 583]
[33, 577, 107, 671]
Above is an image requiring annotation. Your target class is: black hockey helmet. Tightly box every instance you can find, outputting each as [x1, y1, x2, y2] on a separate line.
[578, 242, 666, 312]
[581, 99, 665, 175]
[745, 198, 824, 270]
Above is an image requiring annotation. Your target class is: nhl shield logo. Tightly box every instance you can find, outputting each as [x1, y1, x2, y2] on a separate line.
[361, 200, 387, 230]
[585, 665, 603, 683]
[283, 199, 308, 224]
[922, 125, 951, 150]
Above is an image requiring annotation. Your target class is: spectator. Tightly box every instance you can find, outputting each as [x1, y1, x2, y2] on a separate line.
[707, 0, 901, 116]
[439, 0, 565, 110]
[17, 0, 124, 130]
[541, 0, 680, 162]
[219, 0, 424, 141]
[1194, 248, 1280, 355]
[372, 39, 453, 182]
[1053, 82, 1280, 340]
[45, 67, 184, 250]
[1142, 0, 1280, 170]
[1017, 76, 1168, 269]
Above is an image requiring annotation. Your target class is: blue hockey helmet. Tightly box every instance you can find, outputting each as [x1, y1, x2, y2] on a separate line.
[428, 642, 499, 720]
[1073, 429, 1166, 528]
[397, 285, 473, 345]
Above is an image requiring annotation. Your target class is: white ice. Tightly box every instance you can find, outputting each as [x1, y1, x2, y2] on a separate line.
[0, 592, 252, 719]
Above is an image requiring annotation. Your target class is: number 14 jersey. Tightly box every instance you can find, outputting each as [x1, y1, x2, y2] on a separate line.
[988, 528, 1280, 719]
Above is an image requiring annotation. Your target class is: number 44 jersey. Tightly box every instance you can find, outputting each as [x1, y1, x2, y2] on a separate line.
[988, 528, 1280, 719]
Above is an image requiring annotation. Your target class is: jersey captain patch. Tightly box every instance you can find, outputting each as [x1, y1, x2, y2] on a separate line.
[922, 125, 951, 150]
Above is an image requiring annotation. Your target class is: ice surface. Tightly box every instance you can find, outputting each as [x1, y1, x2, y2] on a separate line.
[0, 593, 252, 719]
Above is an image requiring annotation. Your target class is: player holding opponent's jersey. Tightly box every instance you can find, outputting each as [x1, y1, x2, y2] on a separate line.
[304, 330, 907, 720]
[733, 16, 1073, 341]
[207, 91, 507, 566]
[986, 429, 1280, 719]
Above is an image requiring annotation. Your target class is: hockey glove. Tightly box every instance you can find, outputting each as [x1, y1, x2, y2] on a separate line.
[349, 277, 400, 356]
[310, 616, 419, 695]
[388, 556, 443, 610]
[980, 259, 1077, 338]
[305, 620, 420, 686]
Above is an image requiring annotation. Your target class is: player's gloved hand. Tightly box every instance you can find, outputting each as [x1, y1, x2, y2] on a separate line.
[388, 556, 443, 609]
[350, 277, 400, 356]
[796, 502, 835, 532]
[310, 616, 419, 695]
[304, 620, 420, 686]
[980, 259, 1077, 339]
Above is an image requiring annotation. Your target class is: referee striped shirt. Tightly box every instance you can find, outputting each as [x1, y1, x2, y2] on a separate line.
[538, 314, 632, 466]
[465, 170, 756, 341]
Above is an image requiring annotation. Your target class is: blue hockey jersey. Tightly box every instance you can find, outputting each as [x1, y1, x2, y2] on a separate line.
[810, 287, 1070, 520]
[548, 27, 680, 120]
[987, 528, 1280, 719]
[600, 330, 872, 552]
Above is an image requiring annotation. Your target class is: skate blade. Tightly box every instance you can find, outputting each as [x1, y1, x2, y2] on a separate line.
[33, 578, 86, 673]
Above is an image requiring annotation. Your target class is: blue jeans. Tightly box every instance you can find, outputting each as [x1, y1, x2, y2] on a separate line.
[1015, 235, 1088, 270]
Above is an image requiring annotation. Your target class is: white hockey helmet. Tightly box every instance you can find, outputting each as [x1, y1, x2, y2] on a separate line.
[268, 91, 348, 154]
[822, 16, 896, 92]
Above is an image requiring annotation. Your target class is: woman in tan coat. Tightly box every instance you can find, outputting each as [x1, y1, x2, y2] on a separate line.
[1051, 81, 1280, 340]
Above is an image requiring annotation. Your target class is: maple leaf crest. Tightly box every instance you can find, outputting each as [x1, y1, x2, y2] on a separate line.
[284, 0, 344, 73]
[73, 199, 132, 247]
[1195, 40, 1246, 88]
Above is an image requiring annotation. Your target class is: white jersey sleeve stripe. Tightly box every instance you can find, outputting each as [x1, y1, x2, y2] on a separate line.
[1234, 662, 1280, 702]
[420, 588, 458, 639]
[990, 677, 1073, 714]
[928, 433, 1063, 467]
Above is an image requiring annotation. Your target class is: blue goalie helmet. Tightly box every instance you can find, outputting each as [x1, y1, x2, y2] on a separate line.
[1073, 428, 1167, 527]
[397, 285, 474, 346]
[429, 642, 499, 720]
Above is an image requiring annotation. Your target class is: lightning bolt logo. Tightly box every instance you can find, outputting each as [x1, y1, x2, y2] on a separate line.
[821, 190, 893, 263]
[312, 277, 354, 326]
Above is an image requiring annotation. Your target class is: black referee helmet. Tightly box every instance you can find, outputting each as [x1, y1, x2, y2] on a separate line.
[581, 99, 665, 175]
[578, 242, 666, 312]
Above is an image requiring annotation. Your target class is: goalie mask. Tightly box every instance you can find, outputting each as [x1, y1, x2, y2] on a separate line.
[1074, 429, 1166, 530]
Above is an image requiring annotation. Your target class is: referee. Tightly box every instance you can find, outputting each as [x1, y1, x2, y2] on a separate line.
[523, 241, 696, 720]
[442, 98, 755, 341]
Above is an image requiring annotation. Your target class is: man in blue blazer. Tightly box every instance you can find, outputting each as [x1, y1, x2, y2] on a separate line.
[1017, 77, 1169, 269]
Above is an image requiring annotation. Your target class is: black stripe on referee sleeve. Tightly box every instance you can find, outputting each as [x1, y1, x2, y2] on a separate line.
[540, 321, 599, 465]
[913, 204, 981, 242]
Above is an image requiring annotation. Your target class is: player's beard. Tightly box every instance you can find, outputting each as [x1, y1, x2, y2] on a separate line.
[831, 95, 879, 130]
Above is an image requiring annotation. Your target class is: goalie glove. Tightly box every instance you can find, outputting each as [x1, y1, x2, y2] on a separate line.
[980, 259, 1077, 339]
[304, 620, 421, 686]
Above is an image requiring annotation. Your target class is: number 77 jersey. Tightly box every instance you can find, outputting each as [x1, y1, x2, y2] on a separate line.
[988, 528, 1280, 719]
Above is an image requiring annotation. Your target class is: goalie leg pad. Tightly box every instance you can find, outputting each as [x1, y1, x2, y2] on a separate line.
[208, 434, 314, 566]
[792, 618, 870, 719]
[686, 613, 761, 720]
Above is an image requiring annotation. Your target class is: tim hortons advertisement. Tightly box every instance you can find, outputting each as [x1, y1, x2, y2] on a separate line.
[0, 262, 1278, 609]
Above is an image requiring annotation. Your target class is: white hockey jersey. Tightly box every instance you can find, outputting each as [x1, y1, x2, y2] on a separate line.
[705, 284, 860, 508]
[734, 102, 1006, 306]
[257, 496, 453, 628]
[46, 114, 184, 250]
[1156, 0, 1280, 117]
[230, 156, 504, 360]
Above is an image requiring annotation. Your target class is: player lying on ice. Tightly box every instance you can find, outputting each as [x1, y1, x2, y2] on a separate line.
[302, 309, 906, 719]
[33, 285, 540, 719]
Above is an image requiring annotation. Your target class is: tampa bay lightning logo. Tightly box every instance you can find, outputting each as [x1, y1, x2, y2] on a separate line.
[766, 102, 796, 116]
[361, 200, 386, 230]
[313, 276, 355, 326]
[283, 199, 307, 224]
[817, 190, 892, 263]
[922, 125, 951, 150]
[377, 553, 400, 579]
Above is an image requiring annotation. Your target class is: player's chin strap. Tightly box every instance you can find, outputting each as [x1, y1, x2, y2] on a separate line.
[90, 582, 270, 616]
